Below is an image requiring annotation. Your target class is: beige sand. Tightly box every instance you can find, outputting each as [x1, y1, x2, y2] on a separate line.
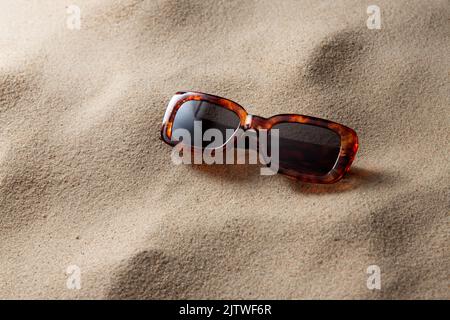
[0, 0, 448, 299]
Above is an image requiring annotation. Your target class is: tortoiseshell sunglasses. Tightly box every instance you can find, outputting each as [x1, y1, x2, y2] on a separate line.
[161, 91, 358, 184]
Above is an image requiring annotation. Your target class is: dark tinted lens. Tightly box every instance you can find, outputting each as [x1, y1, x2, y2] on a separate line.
[271, 122, 341, 176]
[171, 100, 241, 148]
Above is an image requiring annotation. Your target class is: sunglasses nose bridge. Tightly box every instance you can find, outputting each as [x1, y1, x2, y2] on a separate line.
[243, 114, 253, 130]
[243, 114, 268, 131]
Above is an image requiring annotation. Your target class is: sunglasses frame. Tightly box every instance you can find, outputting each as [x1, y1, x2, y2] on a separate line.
[161, 91, 358, 184]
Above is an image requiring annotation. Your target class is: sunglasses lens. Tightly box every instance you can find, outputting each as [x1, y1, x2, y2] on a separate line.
[271, 123, 341, 176]
[171, 100, 241, 148]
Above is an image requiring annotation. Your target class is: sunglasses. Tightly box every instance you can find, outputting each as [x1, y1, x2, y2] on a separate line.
[161, 91, 358, 184]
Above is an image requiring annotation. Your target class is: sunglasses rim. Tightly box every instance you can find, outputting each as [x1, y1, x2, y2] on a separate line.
[161, 91, 359, 184]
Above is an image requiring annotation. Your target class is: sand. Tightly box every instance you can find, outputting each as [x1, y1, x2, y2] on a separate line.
[0, 0, 448, 299]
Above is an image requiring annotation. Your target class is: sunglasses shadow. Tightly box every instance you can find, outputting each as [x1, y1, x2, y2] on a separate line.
[190, 162, 393, 194]
[288, 167, 394, 194]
